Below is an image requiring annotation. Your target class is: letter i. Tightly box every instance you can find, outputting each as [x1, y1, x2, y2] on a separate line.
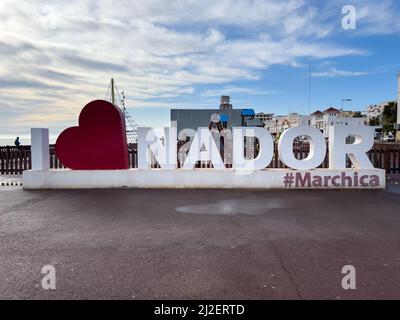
[354, 172, 358, 187]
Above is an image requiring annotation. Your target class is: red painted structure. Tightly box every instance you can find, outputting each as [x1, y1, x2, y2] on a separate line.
[56, 100, 129, 170]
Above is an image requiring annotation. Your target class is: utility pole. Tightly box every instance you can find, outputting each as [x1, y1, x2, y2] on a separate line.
[397, 72, 400, 141]
[308, 64, 312, 114]
[341, 98, 352, 111]
[111, 78, 115, 105]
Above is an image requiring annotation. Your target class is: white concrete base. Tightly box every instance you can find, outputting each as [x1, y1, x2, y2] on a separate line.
[23, 169, 386, 189]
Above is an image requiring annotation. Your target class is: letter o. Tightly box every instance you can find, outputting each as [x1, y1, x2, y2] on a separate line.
[278, 127, 326, 170]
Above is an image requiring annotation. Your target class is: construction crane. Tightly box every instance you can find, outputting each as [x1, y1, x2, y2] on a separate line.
[105, 78, 138, 145]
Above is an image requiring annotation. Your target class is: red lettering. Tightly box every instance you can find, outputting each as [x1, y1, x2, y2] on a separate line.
[296, 172, 311, 187]
[360, 175, 369, 187]
[332, 175, 340, 187]
[324, 176, 332, 187]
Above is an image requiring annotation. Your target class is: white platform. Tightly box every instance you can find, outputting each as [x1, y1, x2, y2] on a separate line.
[22, 169, 386, 189]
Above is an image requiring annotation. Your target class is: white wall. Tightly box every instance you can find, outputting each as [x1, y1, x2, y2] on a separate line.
[23, 169, 386, 190]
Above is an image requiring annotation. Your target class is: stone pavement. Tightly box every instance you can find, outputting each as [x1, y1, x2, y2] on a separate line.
[1, 182, 400, 299]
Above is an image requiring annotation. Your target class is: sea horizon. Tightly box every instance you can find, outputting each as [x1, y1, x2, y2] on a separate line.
[0, 136, 58, 147]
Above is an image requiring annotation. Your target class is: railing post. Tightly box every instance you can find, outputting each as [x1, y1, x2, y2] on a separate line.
[384, 146, 391, 173]
[0, 149, 3, 174]
[31, 128, 50, 171]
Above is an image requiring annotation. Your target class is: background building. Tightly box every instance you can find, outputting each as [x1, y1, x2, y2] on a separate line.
[367, 102, 388, 123]
[397, 72, 400, 141]
[255, 112, 274, 122]
[170, 96, 263, 141]
[170, 74, 400, 142]
[262, 107, 367, 138]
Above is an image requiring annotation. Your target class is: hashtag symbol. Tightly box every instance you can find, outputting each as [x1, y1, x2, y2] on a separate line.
[283, 172, 295, 188]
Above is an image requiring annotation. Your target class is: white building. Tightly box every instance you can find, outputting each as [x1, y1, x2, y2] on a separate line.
[310, 110, 325, 131]
[311, 107, 367, 137]
[397, 72, 400, 126]
[320, 114, 367, 138]
[264, 115, 289, 134]
[366, 102, 387, 122]
[265, 113, 316, 135]
[255, 112, 274, 122]
[263, 107, 367, 138]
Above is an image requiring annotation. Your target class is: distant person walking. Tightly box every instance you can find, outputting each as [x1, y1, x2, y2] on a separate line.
[14, 137, 21, 148]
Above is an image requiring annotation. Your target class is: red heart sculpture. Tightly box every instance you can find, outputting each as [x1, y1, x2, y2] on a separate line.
[56, 100, 129, 170]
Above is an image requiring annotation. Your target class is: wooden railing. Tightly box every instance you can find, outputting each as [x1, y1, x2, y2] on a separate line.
[0, 146, 31, 174]
[1, 142, 399, 175]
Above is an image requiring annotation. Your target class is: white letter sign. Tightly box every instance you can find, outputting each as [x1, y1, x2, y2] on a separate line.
[329, 126, 374, 170]
[278, 126, 326, 170]
[232, 127, 273, 171]
[183, 127, 225, 170]
[138, 126, 177, 170]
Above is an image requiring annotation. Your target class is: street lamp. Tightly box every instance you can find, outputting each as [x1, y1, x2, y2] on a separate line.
[341, 98, 352, 110]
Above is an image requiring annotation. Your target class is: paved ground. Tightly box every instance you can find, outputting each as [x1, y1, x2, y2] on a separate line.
[0, 174, 22, 188]
[1, 180, 400, 299]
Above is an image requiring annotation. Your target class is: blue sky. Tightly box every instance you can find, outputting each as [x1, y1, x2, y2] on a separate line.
[0, 0, 399, 141]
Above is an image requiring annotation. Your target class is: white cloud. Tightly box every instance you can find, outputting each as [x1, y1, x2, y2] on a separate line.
[311, 68, 368, 78]
[202, 86, 278, 97]
[0, 0, 398, 134]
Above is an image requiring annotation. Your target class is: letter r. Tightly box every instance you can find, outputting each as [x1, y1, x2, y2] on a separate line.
[329, 126, 374, 170]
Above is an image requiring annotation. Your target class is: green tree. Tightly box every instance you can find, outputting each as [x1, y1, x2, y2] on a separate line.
[382, 101, 397, 133]
[369, 116, 380, 126]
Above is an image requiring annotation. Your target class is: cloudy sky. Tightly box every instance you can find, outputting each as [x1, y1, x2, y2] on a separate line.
[0, 0, 399, 141]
